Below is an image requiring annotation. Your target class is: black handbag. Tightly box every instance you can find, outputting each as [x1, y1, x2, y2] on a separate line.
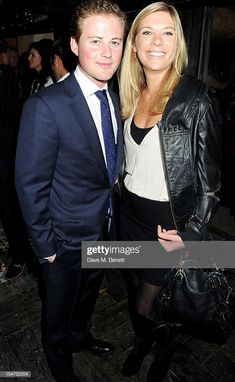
[153, 265, 233, 344]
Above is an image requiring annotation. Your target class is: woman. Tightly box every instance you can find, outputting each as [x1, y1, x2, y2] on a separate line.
[28, 38, 54, 95]
[119, 2, 221, 381]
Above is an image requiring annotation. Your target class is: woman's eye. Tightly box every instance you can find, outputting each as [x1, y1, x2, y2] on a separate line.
[142, 30, 152, 35]
[163, 31, 173, 36]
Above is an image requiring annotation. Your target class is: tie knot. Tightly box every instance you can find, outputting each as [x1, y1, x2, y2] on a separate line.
[95, 90, 109, 107]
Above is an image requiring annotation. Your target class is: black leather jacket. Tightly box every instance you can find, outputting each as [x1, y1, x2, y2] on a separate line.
[158, 75, 221, 240]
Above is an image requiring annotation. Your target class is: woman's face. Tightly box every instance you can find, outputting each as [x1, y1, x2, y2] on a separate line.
[134, 11, 177, 77]
[28, 48, 42, 72]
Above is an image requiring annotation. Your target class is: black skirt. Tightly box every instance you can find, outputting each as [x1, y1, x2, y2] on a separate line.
[119, 185, 175, 286]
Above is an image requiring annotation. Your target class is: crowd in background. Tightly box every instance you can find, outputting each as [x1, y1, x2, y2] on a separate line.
[0, 35, 77, 280]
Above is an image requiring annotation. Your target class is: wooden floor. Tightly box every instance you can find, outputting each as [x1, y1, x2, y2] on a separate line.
[1, 209, 235, 382]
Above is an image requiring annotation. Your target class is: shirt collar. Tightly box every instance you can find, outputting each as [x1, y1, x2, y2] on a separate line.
[58, 72, 70, 82]
[74, 65, 108, 97]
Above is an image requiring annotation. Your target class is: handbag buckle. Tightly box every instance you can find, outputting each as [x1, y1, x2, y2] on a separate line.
[209, 275, 219, 289]
[175, 268, 184, 282]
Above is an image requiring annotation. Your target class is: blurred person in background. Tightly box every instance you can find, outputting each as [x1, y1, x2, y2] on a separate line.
[0, 41, 35, 280]
[8, 46, 18, 72]
[0, 38, 9, 65]
[51, 37, 77, 82]
[28, 38, 55, 95]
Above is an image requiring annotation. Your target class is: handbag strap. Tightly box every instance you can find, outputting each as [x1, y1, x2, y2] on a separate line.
[208, 271, 232, 304]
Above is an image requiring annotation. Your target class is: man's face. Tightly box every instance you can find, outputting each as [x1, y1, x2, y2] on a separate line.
[0, 51, 9, 65]
[9, 50, 18, 68]
[71, 13, 124, 88]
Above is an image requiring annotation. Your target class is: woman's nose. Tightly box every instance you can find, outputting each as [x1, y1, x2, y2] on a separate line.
[152, 34, 162, 46]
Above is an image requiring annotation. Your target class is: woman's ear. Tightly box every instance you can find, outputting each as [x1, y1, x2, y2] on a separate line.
[70, 37, 79, 56]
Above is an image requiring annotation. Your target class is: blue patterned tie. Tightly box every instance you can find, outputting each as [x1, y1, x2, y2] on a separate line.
[95, 90, 116, 184]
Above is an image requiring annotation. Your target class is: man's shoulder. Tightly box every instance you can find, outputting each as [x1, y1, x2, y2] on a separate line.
[23, 73, 80, 115]
[23, 82, 65, 113]
[38, 80, 65, 97]
[36, 72, 77, 99]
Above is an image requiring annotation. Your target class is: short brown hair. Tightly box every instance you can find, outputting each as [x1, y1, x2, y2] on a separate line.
[70, 0, 128, 42]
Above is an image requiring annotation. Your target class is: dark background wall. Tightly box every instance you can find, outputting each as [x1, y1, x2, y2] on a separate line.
[1, 1, 234, 78]
[1, 0, 235, 212]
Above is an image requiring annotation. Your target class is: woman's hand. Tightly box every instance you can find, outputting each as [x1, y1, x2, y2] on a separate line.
[44, 254, 56, 263]
[157, 224, 185, 252]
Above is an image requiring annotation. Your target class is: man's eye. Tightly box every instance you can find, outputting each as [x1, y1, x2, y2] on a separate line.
[91, 39, 101, 45]
[112, 41, 120, 46]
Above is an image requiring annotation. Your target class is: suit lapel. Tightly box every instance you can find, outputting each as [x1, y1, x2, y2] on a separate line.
[64, 74, 123, 185]
[64, 74, 108, 181]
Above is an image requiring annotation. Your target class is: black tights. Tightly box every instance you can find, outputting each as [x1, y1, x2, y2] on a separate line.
[136, 280, 162, 319]
[122, 270, 163, 338]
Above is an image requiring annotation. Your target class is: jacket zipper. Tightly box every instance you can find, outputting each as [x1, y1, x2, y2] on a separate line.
[157, 122, 179, 232]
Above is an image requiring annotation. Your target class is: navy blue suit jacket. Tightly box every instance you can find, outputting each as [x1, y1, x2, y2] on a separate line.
[15, 73, 123, 261]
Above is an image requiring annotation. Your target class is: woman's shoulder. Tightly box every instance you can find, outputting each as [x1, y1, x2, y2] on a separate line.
[163, 75, 211, 122]
[177, 74, 208, 95]
[180, 75, 219, 106]
[173, 74, 212, 109]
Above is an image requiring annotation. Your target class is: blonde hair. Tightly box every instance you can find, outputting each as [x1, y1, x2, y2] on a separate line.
[119, 2, 188, 119]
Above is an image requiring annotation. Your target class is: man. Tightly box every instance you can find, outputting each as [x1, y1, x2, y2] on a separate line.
[15, 1, 127, 381]
[51, 38, 77, 82]
[0, 38, 9, 65]
[8, 46, 18, 72]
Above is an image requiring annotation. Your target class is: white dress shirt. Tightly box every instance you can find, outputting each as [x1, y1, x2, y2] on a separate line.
[74, 65, 118, 167]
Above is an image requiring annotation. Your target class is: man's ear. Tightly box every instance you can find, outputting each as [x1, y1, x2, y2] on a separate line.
[54, 55, 60, 67]
[70, 37, 79, 56]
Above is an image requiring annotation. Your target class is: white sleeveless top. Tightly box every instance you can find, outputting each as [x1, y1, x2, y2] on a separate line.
[123, 116, 169, 201]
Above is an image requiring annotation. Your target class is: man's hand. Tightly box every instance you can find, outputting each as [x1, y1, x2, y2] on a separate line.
[157, 225, 185, 252]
